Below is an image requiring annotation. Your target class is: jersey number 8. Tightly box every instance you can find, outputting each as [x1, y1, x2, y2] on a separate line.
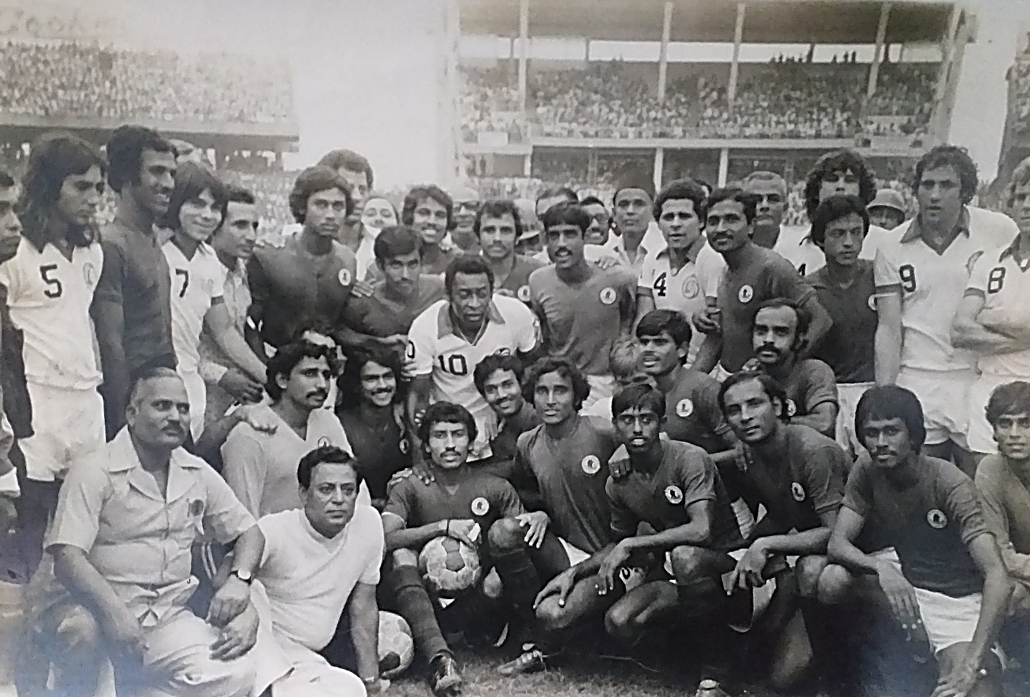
[987, 267, 1006, 294]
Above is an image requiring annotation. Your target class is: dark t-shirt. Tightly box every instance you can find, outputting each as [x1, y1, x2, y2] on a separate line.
[782, 359, 839, 436]
[606, 440, 744, 552]
[421, 246, 460, 276]
[514, 415, 618, 553]
[341, 275, 446, 338]
[843, 453, 990, 597]
[489, 400, 541, 465]
[662, 368, 733, 454]
[338, 407, 410, 501]
[727, 424, 846, 536]
[808, 260, 878, 383]
[247, 235, 357, 348]
[95, 218, 176, 375]
[717, 246, 816, 372]
[494, 254, 546, 305]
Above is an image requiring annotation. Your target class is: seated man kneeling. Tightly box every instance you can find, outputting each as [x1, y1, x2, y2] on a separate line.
[251, 445, 386, 696]
[25, 368, 262, 697]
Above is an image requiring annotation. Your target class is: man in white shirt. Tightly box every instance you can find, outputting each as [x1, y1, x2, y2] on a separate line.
[608, 171, 665, 272]
[253, 445, 386, 696]
[874, 145, 1018, 474]
[407, 255, 540, 460]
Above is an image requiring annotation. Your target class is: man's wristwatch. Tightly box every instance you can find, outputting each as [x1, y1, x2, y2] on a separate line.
[230, 569, 254, 584]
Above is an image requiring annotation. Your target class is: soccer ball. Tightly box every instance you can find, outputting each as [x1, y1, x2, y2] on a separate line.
[418, 536, 482, 597]
[378, 611, 414, 678]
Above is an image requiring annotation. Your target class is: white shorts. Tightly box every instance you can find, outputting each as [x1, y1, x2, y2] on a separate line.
[896, 368, 975, 447]
[558, 537, 591, 566]
[967, 373, 1028, 455]
[837, 382, 874, 459]
[178, 367, 206, 441]
[269, 650, 365, 697]
[583, 374, 615, 411]
[20, 382, 105, 482]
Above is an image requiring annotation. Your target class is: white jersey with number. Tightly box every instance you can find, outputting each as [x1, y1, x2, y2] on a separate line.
[874, 206, 1017, 372]
[0, 238, 103, 390]
[408, 295, 539, 434]
[777, 224, 889, 277]
[638, 247, 706, 364]
[965, 241, 1030, 378]
[163, 240, 225, 373]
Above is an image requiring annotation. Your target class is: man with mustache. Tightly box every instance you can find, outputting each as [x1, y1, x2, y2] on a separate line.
[529, 202, 636, 410]
[407, 256, 539, 462]
[246, 166, 358, 362]
[199, 185, 266, 425]
[401, 185, 458, 276]
[749, 299, 839, 438]
[0, 135, 106, 574]
[382, 401, 526, 696]
[952, 156, 1030, 459]
[692, 187, 831, 381]
[472, 352, 540, 474]
[92, 125, 179, 438]
[874, 145, 1018, 476]
[221, 340, 367, 517]
[474, 199, 543, 304]
[25, 368, 263, 697]
[829, 386, 1011, 697]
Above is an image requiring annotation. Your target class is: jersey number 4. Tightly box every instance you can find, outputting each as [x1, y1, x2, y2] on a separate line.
[899, 264, 917, 293]
[39, 264, 62, 298]
[176, 269, 190, 298]
[653, 272, 667, 297]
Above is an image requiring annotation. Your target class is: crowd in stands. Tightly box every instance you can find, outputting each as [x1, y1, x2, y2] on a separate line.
[0, 40, 294, 124]
[1011, 44, 1030, 136]
[460, 58, 938, 141]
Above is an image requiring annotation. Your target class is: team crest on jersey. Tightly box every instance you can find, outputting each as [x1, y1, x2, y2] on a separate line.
[399, 438, 409, 454]
[682, 276, 700, 299]
[738, 285, 754, 303]
[517, 285, 532, 302]
[665, 485, 684, 505]
[791, 482, 806, 502]
[471, 497, 490, 516]
[82, 262, 97, 286]
[599, 287, 617, 305]
[188, 499, 205, 517]
[337, 268, 352, 286]
[675, 399, 694, 418]
[926, 509, 948, 529]
[317, 437, 331, 447]
[581, 455, 601, 475]
[785, 399, 797, 417]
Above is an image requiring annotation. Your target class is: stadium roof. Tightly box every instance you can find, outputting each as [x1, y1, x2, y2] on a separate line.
[459, 0, 957, 44]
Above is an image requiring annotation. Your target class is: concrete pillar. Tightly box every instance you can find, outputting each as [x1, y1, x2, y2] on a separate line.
[866, 3, 891, 99]
[518, 0, 529, 116]
[653, 147, 665, 192]
[718, 148, 730, 187]
[727, 3, 746, 109]
[657, 2, 673, 102]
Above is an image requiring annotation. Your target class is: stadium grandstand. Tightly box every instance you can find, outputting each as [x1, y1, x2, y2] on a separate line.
[0, 3, 299, 237]
[450, 0, 974, 220]
[997, 28, 1030, 199]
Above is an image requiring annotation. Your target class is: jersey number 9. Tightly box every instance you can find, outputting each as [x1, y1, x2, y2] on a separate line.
[899, 264, 917, 293]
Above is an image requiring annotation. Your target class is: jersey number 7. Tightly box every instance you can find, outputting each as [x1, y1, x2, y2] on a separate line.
[176, 268, 190, 298]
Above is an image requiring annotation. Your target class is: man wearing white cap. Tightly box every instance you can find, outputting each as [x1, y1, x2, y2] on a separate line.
[867, 188, 907, 231]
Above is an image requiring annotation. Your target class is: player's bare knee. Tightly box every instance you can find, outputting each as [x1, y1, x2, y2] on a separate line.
[795, 555, 828, 599]
[816, 563, 854, 604]
[603, 604, 637, 641]
[390, 547, 419, 569]
[668, 545, 708, 581]
[536, 597, 574, 633]
[486, 517, 523, 552]
[481, 567, 503, 599]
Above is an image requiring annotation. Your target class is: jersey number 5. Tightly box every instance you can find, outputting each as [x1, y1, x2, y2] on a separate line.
[899, 264, 917, 293]
[176, 268, 190, 298]
[653, 271, 667, 297]
[39, 264, 62, 298]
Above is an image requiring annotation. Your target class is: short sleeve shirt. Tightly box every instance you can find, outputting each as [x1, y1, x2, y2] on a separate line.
[493, 254, 546, 305]
[247, 235, 358, 349]
[95, 218, 176, 375]
[716, 246, 817, 372]
[843, 453, 990, 596]
[529, 264, 636, 377]
[257, 506, 384, 652]
[782, 359, 839, 433]
[514, 415, 617, 554]
[163, 241, 225, 373]
[338, 406, 410, 501]
[964, 242, 1030, 377]
[638, 247, 707, 365]
[662, 368, 732, 454]
[341, 275, 446, 338]
[606, 440, 744, 552]
[46, 428, 254, 624]
[728, 424, 846, 535]
[807, 260, 878, 383]
[873, 206, 1017, 372]
[0, 237, 104, 389]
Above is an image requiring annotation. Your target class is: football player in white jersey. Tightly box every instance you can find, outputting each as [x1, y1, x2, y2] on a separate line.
[874, 145, 1018, 474]
[0, 133, 107, 570]
[161, 163, 265, 440]
[953, 156, 1030, 458]
[407, 255, 540, 461]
